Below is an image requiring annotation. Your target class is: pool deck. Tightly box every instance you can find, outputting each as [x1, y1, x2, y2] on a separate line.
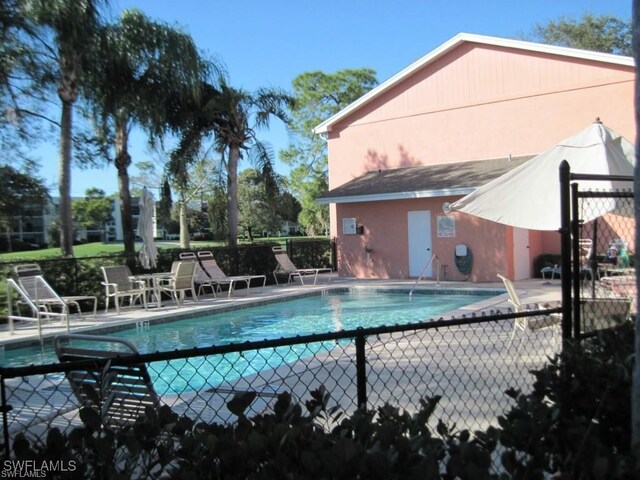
[0, 275, 562, 351]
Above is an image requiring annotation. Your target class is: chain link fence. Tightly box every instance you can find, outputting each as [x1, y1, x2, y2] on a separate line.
[564, 169, 635, 338]
[0, 306, 561, 474]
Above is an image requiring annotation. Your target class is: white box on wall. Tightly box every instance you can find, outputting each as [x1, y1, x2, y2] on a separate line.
[342, 217, 357, 234]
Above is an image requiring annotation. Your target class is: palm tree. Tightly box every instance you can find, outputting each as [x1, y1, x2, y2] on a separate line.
[209, 82, 293, 247]
[85, 9, 208, 256]
[24, 0, 105, 256]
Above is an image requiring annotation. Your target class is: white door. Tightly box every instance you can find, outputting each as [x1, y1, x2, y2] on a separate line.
[408, 211, 432, 277]
[513, 228, 531, 280]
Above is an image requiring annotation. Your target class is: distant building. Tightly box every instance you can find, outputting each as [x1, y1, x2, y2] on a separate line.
[8, 195, 162, 247]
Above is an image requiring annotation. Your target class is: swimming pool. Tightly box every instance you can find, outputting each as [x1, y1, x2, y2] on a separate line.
[1, 289, 499, 392]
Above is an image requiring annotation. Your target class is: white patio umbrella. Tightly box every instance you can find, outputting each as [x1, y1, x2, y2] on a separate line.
[450, 120, 635, 230]
[137, 187, 159, 269]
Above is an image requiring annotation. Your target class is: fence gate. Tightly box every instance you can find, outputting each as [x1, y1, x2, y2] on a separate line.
[559, 161, 635, 340]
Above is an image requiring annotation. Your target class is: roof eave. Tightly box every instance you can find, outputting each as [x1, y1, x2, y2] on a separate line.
[316, 187, 476, 204]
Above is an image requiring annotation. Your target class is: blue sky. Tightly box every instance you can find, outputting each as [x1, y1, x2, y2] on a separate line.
[38, 0, 632, 197]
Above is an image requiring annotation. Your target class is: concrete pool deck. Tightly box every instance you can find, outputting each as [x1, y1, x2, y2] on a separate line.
[0, 275, 562, 350]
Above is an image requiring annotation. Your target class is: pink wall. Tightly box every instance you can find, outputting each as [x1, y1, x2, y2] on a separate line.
[335, 197, 511, 282]
[325, 40, 634, 281]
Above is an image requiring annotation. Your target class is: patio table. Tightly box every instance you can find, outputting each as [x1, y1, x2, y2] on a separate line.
[135, 273, 172, 308]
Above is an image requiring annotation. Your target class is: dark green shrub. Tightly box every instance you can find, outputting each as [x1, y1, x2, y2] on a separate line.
[499, 325, 637, 479]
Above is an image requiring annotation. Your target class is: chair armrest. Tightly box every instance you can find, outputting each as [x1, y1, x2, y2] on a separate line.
[101, 281, 118, 295]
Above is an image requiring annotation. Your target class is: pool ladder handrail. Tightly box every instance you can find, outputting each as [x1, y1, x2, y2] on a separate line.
[409, 254, 440, 299]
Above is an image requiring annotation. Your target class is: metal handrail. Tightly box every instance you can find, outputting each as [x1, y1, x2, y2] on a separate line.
[409, 254, 440, 299]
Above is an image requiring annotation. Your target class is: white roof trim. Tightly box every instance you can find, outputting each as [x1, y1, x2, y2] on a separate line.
[314, 32, 634, 134]
[316, 187, 475, 204]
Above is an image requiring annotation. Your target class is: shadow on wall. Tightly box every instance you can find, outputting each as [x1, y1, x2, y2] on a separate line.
[363, 145, 423, 173]
[337, 235, 395, 279]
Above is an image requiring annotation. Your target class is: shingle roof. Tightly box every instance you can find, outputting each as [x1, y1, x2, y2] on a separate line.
[317, 155, 533, 204]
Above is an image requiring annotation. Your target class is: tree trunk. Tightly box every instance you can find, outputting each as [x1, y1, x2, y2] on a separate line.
[58, 99, 74, 256]
[114, 115, 135, 257]
[4, 227, 12, 253]
[632, 0, 640, 449]
[227, 145, 240, 247]
[179, 198, 190, 249]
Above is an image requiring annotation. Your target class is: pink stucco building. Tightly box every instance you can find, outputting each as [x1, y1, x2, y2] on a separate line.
[314, 33, 634, 282]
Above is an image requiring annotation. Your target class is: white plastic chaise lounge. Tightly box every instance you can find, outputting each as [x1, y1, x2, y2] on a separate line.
[497, 274, 560, 353]
[272, 246, 332, 286]
[14, 264, 97, 319]
[194, 251, 266, 298]
[54, 333, 162, 426]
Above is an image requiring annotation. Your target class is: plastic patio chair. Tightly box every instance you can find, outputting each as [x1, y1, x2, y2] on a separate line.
[54, 333, 162, 426]
[101, 265, 148, 314]
[179, 252, 220, 297]
[497, 274, 560, 353]
[156, 261, 198, 306]
[272, 246, 332, 286]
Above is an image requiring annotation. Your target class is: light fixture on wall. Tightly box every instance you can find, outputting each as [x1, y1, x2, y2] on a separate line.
[442, 202, 452, 214]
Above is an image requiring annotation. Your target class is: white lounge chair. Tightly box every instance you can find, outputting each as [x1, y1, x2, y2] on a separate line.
[497, 274, 560, 353]
[195, 251, 266, 298]
[14, 264, 97, 319]
[272, 246, 332, 286]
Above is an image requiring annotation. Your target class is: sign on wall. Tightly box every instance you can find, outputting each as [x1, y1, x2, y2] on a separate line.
[342, 217, 357, 234]
[437, 216, 455, 237]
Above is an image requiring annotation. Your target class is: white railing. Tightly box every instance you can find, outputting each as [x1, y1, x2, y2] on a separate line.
[6, 278, 68, 341]
[409, 254, 440, 299]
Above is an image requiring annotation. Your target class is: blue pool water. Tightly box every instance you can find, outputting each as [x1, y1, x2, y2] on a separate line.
[2, 289, 497, 392]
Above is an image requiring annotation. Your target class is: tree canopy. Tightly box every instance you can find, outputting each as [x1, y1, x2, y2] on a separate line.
[0, 164, 49, 251]
[281, 69, 378, 235]
[72, 188, 112, 230]
[528, 13, 631, 55]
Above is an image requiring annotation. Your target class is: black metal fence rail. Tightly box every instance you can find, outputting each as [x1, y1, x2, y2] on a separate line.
[0, 307, 561, 466]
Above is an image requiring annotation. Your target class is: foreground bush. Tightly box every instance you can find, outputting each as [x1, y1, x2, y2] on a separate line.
[6, 326, 638, 479]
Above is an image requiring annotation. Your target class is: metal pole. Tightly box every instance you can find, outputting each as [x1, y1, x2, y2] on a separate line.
[355, 331, 367, 411]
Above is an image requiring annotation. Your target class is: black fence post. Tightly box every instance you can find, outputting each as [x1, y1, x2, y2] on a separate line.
[355, 330, 367, 411]
[559, 160, 572, 344]
[331, 237, 338, 272]
[1, 375, 11, 458]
